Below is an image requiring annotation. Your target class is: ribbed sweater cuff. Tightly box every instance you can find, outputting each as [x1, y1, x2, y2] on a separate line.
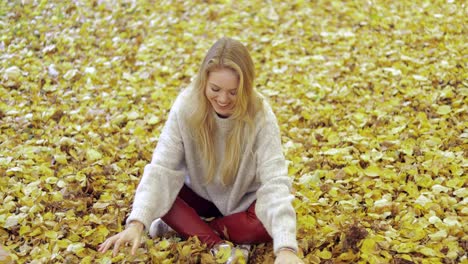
[126, 208, 153, 232]
[273, 233, 299, 255]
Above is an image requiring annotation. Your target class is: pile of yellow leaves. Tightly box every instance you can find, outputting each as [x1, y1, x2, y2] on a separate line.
[0, 0, 466, 263]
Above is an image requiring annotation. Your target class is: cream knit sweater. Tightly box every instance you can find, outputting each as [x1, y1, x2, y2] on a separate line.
[127, 88, 298, 253]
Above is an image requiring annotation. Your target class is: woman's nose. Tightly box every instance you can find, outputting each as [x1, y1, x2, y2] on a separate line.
[218, 92, 229, 103]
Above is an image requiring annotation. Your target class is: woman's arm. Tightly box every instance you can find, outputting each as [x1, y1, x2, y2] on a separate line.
[253, 108, 299, 255]
[126, 98, 187, 231]
[99, 95, 188, 255]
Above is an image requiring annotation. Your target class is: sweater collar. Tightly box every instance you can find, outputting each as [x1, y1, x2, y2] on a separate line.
[214, 112, 235, 131]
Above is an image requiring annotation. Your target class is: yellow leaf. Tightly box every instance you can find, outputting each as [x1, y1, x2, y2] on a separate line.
[147, 115, 160, 125]
[99, 257, 112, 264]
[80, 256, 93, 264]
[19, 226, 31, 236]
[299, 214, 317, 231]
[436, 105, 451, 115]
[29, 227, 43, 237]
[63, 69, 78, 80]
[86, 149, 102, 162]
[393, 242, 417, 253]
[415, 174, 433, 188]
[3, 66, 22, 81]
[402, 227, 426, 241]
[453, 188, 467, 198]
[158, 240, 170, 250]
[152, 251, 170, 259]
[134, 126, 145, 137]
[181, 245, 191, 257]
[126, 111, 140, 120]
[57, 239, 71, 249]
[111, 254, 125, 262]
[4, 215, 20, 228]
[337, 251, 357, 261]
[361, 238, 377, 254]
[428, 230, 447, 241]
[233, 248, 247, 264]
[316, 249, 332, 259]
[343, 165, 359, 175]
[400, 254, 413, 261]
[44, 230, 57, 239]
[54, 153, 68, 164]
[67, 242, 85, 253]
[95, 225, 110, 241]
[418, 246, 439, 257]
[93, 202, 110, 210]
[364, 165, 381, 177]
[215, 245, 231, 263]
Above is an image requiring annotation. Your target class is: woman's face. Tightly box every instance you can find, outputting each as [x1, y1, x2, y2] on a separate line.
[205, 67, 239, 118]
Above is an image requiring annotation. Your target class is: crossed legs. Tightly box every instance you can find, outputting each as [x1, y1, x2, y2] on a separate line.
[161, 185, 271, 246]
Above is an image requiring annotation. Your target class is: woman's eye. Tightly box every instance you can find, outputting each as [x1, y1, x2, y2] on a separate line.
[211, 87, 220, 92]
[230, 91, 237, 95]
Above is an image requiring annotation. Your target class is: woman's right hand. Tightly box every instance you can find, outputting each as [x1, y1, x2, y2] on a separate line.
[98, 221, 144, 256]
[275, 249, 304, 264]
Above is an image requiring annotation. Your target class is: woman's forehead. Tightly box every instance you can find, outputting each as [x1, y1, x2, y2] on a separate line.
[208, 69, 239, 89]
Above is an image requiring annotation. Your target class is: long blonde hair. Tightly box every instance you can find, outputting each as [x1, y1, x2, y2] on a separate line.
[187, 37, 263, 186]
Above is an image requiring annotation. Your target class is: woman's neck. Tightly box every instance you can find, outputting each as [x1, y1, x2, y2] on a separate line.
[216, 113, 229, 119]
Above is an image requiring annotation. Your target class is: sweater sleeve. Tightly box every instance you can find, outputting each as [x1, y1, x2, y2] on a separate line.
[126, 98, 186, 232]
[254, 110, 299, 255]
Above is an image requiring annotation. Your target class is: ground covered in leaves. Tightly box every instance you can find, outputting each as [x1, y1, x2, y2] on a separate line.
[0, 0, 467, 263]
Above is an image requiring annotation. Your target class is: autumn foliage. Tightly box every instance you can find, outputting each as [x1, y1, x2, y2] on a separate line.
[0, 0, 467, 263]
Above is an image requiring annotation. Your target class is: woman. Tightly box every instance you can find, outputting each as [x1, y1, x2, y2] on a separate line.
[99, 37, 303, 264]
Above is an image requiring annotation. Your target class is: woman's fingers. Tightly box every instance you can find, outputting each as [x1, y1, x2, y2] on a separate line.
[99, 235, 117, 253]
[103, 236, 116, 252]
[112, 238, 123, 257]
[98, 237, 111, 252]
[99, 229, 142, 256]
[98, 239, 108, 252]
[131, 236, 140, 255]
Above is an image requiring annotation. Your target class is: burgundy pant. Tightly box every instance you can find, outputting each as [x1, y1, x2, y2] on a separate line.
[161, 185, 272, 247]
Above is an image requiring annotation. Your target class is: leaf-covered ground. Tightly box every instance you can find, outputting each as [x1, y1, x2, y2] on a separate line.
[0, 0, 467, 263]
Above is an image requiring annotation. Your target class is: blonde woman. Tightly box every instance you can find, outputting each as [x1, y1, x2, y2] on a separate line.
[99, 37, 303, 264]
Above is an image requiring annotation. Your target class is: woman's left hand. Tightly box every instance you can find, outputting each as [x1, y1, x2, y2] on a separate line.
[274, 249, 304, 264]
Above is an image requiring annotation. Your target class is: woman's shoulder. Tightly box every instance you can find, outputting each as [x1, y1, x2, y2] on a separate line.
[173, 86, 191, 104]
[254, 92, 278, 126]
[171, 85, 196, 115]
